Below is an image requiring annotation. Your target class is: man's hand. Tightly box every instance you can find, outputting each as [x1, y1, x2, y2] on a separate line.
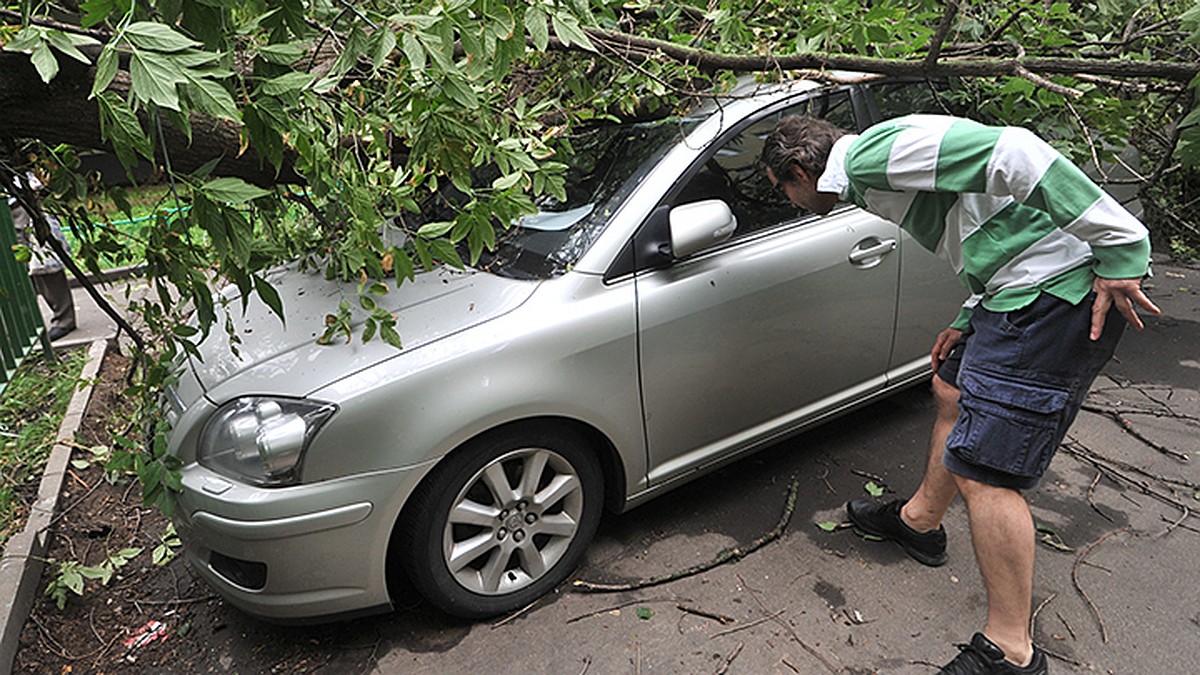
[931, 327, 964, 373]
[1091, 277, 1161, 340]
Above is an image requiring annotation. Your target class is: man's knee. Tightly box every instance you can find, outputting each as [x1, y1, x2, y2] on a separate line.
[932, 375, 960, 421]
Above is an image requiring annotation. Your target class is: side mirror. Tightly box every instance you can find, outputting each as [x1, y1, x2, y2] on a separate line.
[668, 199, 737, 259]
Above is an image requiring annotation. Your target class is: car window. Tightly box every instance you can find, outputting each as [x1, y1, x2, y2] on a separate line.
[477, 118, 701, 279]
[667, 89, 857, 240]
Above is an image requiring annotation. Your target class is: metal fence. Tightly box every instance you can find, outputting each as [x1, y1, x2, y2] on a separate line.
[0, 200, 51, 398]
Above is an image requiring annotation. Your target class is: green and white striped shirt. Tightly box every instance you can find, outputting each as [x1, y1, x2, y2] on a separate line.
[822, 115, 1151, 329]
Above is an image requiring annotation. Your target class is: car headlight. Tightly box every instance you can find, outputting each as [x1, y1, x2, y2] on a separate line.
[198, 397, 337, 486]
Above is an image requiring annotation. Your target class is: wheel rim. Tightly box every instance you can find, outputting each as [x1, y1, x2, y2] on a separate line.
[442, 447, 585, 596]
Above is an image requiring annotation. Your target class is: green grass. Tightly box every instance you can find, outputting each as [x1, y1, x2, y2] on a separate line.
[0, 348, 88, 550]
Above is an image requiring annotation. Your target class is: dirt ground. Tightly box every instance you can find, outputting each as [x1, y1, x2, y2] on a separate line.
[11, 349, 375, 674]
[12, 347, 478, 674]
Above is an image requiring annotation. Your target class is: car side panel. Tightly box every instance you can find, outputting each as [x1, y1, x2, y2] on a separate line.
[636, 209, 901, 486]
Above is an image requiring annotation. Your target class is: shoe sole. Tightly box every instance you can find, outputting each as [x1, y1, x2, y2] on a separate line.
[847, 503, 948, 567]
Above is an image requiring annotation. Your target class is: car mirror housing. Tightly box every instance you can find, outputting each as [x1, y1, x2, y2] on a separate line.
[668, 199, 737, 259]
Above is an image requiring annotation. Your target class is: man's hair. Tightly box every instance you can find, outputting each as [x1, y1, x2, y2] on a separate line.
[759, 115, 846, 182]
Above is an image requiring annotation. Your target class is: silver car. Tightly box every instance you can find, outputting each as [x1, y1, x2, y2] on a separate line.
[164, 75, 965, 621]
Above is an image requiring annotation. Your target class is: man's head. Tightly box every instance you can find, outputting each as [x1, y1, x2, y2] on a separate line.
[759, 115, 844, 215]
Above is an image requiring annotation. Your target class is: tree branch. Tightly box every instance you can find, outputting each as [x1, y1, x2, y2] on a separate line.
[579, 28, 1200, 82]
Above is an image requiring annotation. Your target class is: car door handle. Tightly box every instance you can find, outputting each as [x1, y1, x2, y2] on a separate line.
[848, 238, 897, 265]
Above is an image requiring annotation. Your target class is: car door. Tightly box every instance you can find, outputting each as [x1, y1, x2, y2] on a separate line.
[634, 89, 905, 486]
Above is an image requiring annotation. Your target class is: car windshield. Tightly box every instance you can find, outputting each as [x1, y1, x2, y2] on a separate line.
[477, 117, 701, 279]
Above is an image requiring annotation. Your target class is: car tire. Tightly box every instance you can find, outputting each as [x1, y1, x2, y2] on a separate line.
[399, 424, 603, 618]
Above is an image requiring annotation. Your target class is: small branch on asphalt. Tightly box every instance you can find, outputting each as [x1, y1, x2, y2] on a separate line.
[1159, 514, 1200, 535]
[713, 641, 743, 675]
[572, 475, 800, 593]
[1159, 506, 1192, 536]
[1061, 440, 1199, 518]
[1072, 528, 1129, 644]
[1057, 611, 1078, 640]
[678, 604, 736, 625]
[1080, 403, 1191, 462]
[1086, 471, 1114, 522]
[1030, 592, 1056, 635]
[490, 597, 542, 629]
[708, 610, 784, 639]
[850, 469, 886, 483]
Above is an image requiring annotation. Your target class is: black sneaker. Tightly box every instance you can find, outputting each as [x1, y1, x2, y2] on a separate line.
[846, 498, 947, 566]
[939, 633, 1048, 674]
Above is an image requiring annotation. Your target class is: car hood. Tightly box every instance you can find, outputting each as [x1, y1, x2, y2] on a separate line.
[180, 264, 538, 405]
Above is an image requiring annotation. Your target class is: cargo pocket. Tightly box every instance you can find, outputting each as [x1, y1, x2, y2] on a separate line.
[945, 368, 1071, 479]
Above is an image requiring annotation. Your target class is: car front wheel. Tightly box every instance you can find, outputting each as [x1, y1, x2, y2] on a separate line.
[399, 425, 603, 618]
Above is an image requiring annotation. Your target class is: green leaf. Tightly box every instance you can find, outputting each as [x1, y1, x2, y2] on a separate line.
[816, 521, 839, 532]
[90, 48, 118, 97]
[29, 41, 59, 83]
[380, 323, 403, 349]
[262, 71, 314, 95]
[418, 220, 455, 238]
[853, 528, 884, 542]
[402, 31, 426, 73]
[550, 11, 595, 51]
[80, 0, 117, 28]
[96, 92, 154, 167]
[864, 481, 884, 497]
[369, 28, 397, 70]
[129, 51, 186, 109]
[125, 21, 199, 52]
[492, 172, 523, 191]
[183, 77, 241, 121]
[254, 275, 285, 322]
[257, 42, 308, 65]
[440, 74, 479, 109]
[45, 29, 100, 64]
[636, 607, 653, 620]
[200, 177, 271, 204]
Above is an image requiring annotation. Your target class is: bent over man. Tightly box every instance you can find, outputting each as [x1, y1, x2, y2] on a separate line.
[759, 114, 1157, 675]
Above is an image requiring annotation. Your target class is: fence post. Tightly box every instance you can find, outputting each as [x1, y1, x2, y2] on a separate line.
[0, 200, 52, 397]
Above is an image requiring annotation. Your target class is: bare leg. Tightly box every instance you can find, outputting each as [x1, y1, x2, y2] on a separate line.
[900, 376, 960, 532]
[954, 475, 1036, 666]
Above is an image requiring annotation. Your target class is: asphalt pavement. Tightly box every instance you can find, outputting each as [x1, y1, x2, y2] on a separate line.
[26, 258, 1200, 673]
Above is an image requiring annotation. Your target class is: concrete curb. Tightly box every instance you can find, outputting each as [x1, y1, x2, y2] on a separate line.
[0, 339, 109, 675]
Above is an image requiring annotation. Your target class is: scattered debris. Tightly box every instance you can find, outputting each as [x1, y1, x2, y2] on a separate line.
[122, 620, 168, 651]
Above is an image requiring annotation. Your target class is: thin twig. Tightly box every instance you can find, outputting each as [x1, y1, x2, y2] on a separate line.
[708, 610, 784, 639]
[1081, 403, 1191, 461]
[1159, 514, 1200, 534]
[713, 641, 743, 675]
[1160, 506, 1191, 536]
[1030, 592, 1056, 635]
[1086, 471, 1114, 522]
[1072, 528, 1128, 644]
[1057, 611, 1077, 640]
[490, 597, 542, 629]
[573, 476, 800, 592]
[678, 604, 736, 625]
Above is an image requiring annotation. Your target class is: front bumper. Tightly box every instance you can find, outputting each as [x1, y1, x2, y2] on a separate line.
[172, 460, 432, 621]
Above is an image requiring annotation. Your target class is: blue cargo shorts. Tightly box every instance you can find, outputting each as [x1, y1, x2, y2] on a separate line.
[935, 291, 1125, 490]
